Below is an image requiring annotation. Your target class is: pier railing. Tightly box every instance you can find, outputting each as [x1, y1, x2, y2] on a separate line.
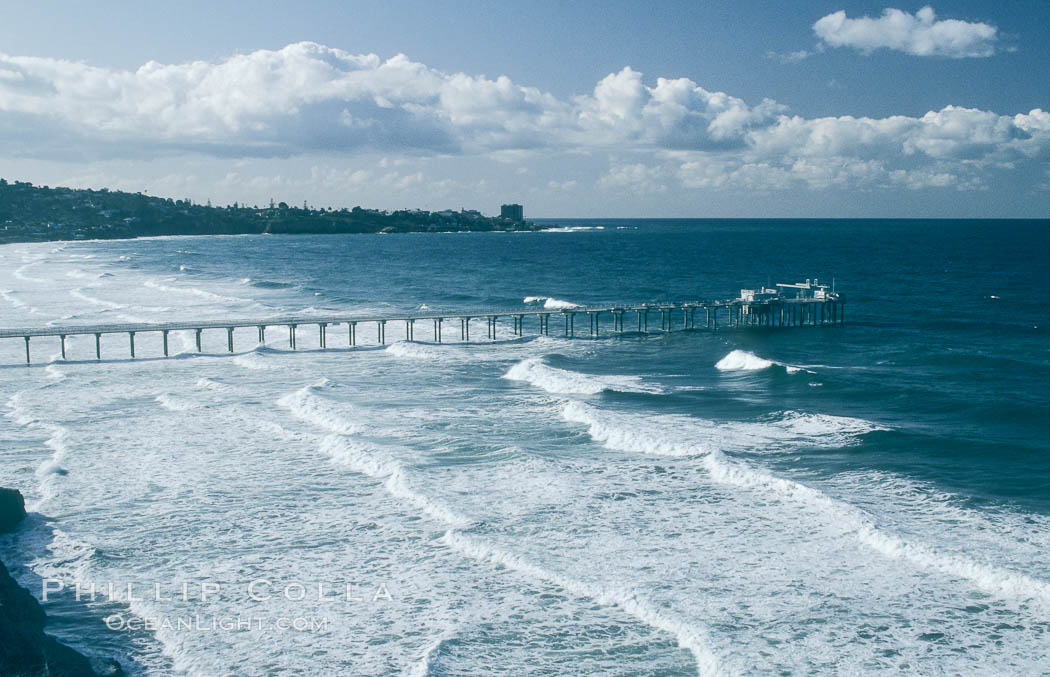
[2, 297, 843, 364]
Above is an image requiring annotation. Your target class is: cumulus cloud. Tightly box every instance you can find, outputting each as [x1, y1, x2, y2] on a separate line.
[813, 6, 999, 58]
[575, 68, 785, 150]
[666, 105, 1048, 192]
[0, 41, 1047, 194]
[598, 162, 668, 194]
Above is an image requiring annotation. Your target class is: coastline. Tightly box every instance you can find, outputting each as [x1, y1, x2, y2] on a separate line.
[0, 179, 544, 245]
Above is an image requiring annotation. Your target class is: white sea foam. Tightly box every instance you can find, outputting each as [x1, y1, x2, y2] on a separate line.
[541, 226, 605, 233]
[715, 349, 812, 374]
[386, 341, 446, 361]
[143, 278, 251, 304]
[6, 393, 72, 508]
[408, 632, 451, 677]
[319, 436, 471, 528]
[562, 400, 705, 456]
[21, 527, 97, 582]
[155, 393, 202, 411]
[715, 350, 773, 371]
[195, 377, 232, 392]
[562, 400, 879, 457]
[562, 400, 1050, 610]
[70, 287, 126, 310]
[770, 410, 886, 441]
[276, 378, 475, 528]
[64, 268, 95, 279]
[276, 380, 366, 436]
[442, 530, 723, 676]
[233, 350, 278, 370]
[14, 262, 46, 282]
[524, 296, 582, 309]
[0, 289, 27, 308]
[504, 358, 664, 395]
[34, 457, 68, 476]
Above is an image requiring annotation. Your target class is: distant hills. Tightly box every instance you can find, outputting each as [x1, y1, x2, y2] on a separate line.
[0, 178, 539, 244]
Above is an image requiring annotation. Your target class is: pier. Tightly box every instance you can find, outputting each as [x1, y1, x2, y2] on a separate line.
[1, 287, 843, 364]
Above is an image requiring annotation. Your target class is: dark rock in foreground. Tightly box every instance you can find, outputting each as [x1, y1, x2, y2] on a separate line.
[0, 487, 26, 534]
[0, 488, 120, 677]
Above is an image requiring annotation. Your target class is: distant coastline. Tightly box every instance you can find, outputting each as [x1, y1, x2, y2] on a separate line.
[0, 178, 542, 244]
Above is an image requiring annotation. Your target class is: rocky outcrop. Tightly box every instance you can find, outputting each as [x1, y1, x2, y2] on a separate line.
[0, 488, 119, 677]
[0, 487, 26, 534]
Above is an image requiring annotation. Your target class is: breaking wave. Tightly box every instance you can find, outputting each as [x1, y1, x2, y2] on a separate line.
[715, 349, 812, 374]
[560, 400, 1050, 610]
[278, 381, 470, 528]
[155, 393, 202, 412]
[143, 278, 252, 305]
[319, 436, 470, 528]
[524, 296, 582, 310]
[504, 358, 664, 395]
[540, 226, 605, 233]
[70, 287, 126, 310]
[386, 341, 447, 361]
[442, 531, 722, 675]
[275, 379, 367, 436]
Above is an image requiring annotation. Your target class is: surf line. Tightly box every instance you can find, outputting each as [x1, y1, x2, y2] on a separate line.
[561, 399, 1050, 614]
[275, 380, 724, 676]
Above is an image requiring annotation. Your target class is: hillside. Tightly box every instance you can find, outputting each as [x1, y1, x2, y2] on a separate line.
[0, 179, 539, 243]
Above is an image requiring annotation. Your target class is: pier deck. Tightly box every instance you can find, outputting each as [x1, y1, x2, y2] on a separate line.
[1, 297, 843, 364]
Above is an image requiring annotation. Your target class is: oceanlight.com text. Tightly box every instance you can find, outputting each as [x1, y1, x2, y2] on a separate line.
[104, 614, 331, 633]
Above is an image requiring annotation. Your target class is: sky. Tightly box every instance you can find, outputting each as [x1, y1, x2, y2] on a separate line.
[0, 0, 1047, 218]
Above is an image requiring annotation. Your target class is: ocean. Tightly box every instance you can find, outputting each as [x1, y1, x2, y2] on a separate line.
[1, 218, 1048, 675]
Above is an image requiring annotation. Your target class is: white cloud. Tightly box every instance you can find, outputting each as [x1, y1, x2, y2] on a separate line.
[813, 6, 999, 58]
[598, 163, 668, 194]
[0, 42, 1047, 198]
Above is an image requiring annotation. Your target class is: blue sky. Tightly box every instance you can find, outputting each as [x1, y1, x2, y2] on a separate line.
[0, 0, 1047, 217]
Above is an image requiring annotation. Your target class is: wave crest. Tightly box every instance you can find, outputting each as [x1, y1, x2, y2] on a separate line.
[276, 381, 365, 436]
[715, 350, 773, 371]
[715, 350, 813, 374]
[524, 296, 582, 310]
[504, 358, 663, 395]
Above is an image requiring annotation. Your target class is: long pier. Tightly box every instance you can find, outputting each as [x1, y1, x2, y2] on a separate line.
[1, 297, 843, 364]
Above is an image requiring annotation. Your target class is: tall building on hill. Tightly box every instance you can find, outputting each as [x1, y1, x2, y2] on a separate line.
[500, 203, 524, 221]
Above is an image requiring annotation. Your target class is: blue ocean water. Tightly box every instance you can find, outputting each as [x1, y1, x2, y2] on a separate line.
[0, 218, 1048, 675]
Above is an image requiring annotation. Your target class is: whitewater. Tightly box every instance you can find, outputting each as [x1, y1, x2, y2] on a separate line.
[1, 221, 1049, 675]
